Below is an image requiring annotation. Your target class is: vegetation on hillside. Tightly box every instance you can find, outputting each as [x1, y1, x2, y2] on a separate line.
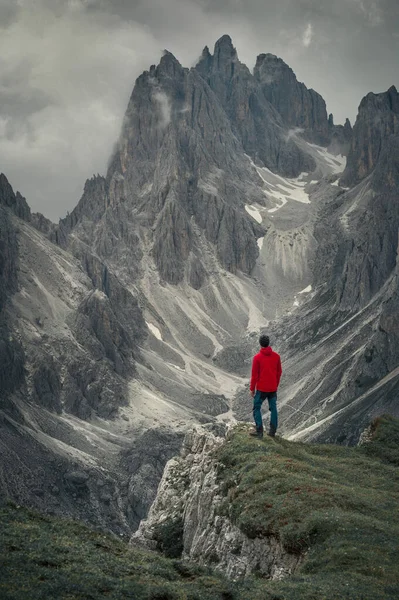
[216, 415, 399, 599]
[1, 415, 398, 599]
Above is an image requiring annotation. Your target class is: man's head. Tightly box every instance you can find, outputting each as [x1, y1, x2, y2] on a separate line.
[259, 334, 270, 348]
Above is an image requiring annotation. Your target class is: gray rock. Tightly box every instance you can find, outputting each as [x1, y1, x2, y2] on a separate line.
[64, 471, 90, 486]
[254, 53, 330, 146]
[328, 115, 353, 156]
[33, 360, 62, 414]
[120, 428, 184, 530]
[0, 173, 31, 222]
[197, 37, 316, 177]
[133, 428, 301, 579]
[341, 86, 399, 186]
[0, 206, 25, 398]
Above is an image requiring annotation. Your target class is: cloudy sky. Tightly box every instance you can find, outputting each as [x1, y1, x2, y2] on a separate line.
[1, 0, 398, 220]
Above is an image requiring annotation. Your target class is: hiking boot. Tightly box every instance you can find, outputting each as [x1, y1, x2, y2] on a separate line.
[268, 427, 276, 438]
[249, 427, 264, 439]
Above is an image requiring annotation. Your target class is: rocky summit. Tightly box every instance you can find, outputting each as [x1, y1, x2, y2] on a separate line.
[0, 33, 399, 558]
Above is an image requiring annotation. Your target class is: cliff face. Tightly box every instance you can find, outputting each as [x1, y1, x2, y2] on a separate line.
[0, 205, 25, 399]
[254, 54, 330, 146]
[328, 116, 353, 155]
[0, 173, 31, 222]
[341, 86, 399, 186]
[196, 37, 315, 177]
[132, 428, 301, 579]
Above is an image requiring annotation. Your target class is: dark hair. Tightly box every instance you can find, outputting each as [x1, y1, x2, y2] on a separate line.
[259, 334, 270, 348]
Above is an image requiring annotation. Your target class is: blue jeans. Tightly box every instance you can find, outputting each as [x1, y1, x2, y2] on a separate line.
[253, 391, 278, 431]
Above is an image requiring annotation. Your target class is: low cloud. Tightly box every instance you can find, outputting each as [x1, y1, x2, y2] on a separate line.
[153, 91, 172, 128]
[302, 23, 313, 47]
[285, 128, 305, 141]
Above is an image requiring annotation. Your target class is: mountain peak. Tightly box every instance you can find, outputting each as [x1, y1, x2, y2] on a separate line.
[254, 52, 329, 145]
[158, 50, 183, 77]
[214, 34, 234, 50]
[160, 50, 180, 66]
[201, 45, 211, 59]
[342, 86, 399, 186]
[0, 172, 31, 221]
[255, 53, 288, 74]
[213, 34, 237, 65]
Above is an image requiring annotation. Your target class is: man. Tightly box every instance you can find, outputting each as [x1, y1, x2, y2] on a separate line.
[249, 334, 282, 439]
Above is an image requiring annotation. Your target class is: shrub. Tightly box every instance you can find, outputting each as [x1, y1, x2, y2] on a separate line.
[152, 518, 184, 559]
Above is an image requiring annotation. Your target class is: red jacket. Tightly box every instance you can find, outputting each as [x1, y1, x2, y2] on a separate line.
[250, 347, 282, 393]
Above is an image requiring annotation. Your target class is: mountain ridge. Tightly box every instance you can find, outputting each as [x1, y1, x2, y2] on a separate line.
[1, 34, 399, 539]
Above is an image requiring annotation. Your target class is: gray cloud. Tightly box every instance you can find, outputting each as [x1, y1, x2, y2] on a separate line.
[0, 0, 398, 220]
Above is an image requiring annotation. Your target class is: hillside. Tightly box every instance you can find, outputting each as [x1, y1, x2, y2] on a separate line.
[2, 416, 396, 599]
[134, 415, 399, 598]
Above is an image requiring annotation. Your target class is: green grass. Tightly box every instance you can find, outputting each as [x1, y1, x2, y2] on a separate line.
[215, 415, 399, 599]
[0, 503, 241, 600]
[1, 415, 398, 600]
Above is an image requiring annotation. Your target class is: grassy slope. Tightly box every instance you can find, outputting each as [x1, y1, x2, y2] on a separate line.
[217, 415, 399, 599]
[0, 415, 398, 600]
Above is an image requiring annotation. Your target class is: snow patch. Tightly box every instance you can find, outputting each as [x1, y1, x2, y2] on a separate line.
[257, 237, 264, 250]
[308, 145, 347, 174]
[245, 154, 311, 212]
[146, 321, 162, 340]
[245, 204, 262, 224]
[299, 285, 312, 294]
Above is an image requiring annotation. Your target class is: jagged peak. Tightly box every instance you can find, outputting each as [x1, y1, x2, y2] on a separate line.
[255, 53, 289, 70]
[161, 49, 180, 63]
[213, 34, 237, 63]
[195, 45, 214, 78]
[256, 52, 280, 65]
[201, 45, 211, 59]
[254, 52, 297, 85]
[358, 86, 399, 115]
[214, 34, 234, 50]
[156, 50, 184, 78]
[0, 172, 12, 188]
[0, 174, 31, 221]
[362, 85, 399, 103]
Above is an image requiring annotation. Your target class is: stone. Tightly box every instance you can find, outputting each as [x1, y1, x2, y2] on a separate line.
[341, 86, 399, 186]
[132, 428, 301, 579]
[0, 173, 31, 222]
[64, 471, 90, 486]
[254, 53, 330, 145]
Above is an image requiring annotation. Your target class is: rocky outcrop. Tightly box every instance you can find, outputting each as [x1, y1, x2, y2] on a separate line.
[0, 206, 25, 399]
[254, 54, 329, 145]
[0, 173, 31, 222]
[71, 289, 137, 378]
[328, 115, 353, 156]
[341, 86, 399, 186]
[132, 427, 301, 579]
[60, 175, 108, 234]
[196, 36, 315, 177]
[120, 428, 185, 530]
